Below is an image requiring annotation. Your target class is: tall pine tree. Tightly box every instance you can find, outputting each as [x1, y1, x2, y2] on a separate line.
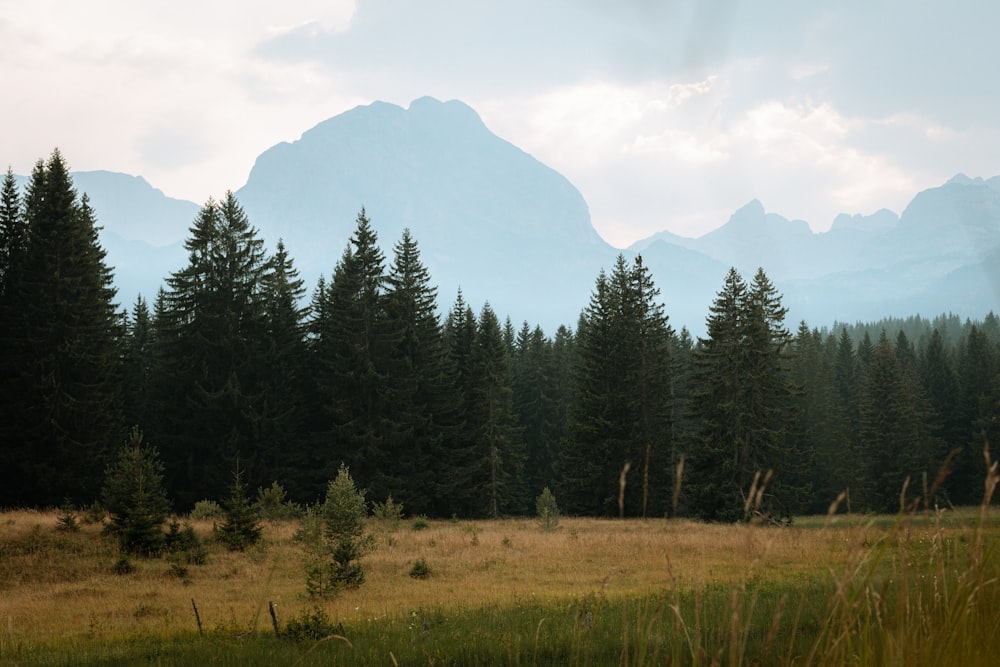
[0, 151, 122, 505]
[560, 255, 673, 517]
[685, 268, 798, 521]
[151, 192, 271, 507]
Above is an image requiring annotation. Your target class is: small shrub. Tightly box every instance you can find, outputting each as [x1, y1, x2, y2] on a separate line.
[536, 487, 560, 532]
[168, 560, 189, 579]
[372, 495, 405, 529]
[217, 462, 262, 552]
[55, 501, 79, 533]
[81, 502, 106, 525]
[502, 536, 513, 548]
[102, 428, 170, 556]
[164, 520, 207, 565]
[409, 557, 431, 579]
[303, 464, 375, 597]
[411, 515, 429, 531]
[190, 500, 224, 520]
[112, 556, 134, 575]
[255, 481, 302, 520]
[284, 606, 337, 642]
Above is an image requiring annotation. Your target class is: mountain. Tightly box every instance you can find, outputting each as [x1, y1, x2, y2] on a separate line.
[11, 97, 998, 334]
[631, 177, 1000, 328]
[11, 170, 193, 305]
[234, 96, 613, 329]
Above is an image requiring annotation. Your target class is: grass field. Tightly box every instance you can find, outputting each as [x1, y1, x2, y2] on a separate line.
[1, 502, 999, 665]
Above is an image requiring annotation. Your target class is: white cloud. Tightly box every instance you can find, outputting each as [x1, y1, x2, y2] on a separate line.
[2, 0, 997, 248]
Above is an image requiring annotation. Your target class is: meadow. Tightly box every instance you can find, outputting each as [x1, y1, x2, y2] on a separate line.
[1, 502, 998, 666]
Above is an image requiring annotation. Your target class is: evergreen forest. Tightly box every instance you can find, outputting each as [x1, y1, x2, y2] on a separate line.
[2, 152, 999, 521]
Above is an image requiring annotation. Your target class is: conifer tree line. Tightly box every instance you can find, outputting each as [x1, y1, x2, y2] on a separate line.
[2, 152, 999, 519]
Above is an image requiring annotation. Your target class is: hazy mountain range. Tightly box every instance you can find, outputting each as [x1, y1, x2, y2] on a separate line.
[15, 97, 1000, 335]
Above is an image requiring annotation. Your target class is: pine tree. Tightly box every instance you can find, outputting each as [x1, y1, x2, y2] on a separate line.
[685, 268, 798, 521]
[151, 192, 271, 507]
[560, 255, 673, 517]
[790, 325, 849, 511]
[512, 324, 565, 498]
[439, 291, 486, 517]
[258, 239, 310, 499]
[0, 152, 122, 506]
[954, 326, 998, 504]
[102, 428, 171, 555]
[311, 209, 395, 497]
[470, 304, 526, 517]
[218, 460, 263, 551]
[381, 229, 449, 515]
[685, 268, 748, 521]
[0, 167, 26, 298]
[856, 331, 936, 512]
[122, 296, 155, 431]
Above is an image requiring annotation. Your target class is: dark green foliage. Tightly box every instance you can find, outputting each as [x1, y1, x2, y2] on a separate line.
[536, 486, 560, 531]
[55, 500, 80, 532]
[512, 323, 573, 500]
[0, 166, 26, 298]
[121, 296, 155, 432]
[380, 229, 451, 515]
[217, 462, 263, 551]
[255, 481, 301, 520]
[856, 331, 939, 512]
[789, 325, 851, 512]
[102, 428, 170, 555]
[2, 152, 997, 517]
[283, 606, 337, 642]
[954, 325, 999, 504]
[685, 268, 800, 521]
[257, 240, 310, 500]
[190, 500, 224, 520]
[409, 557, 431, 579]
[164, 520, 208, 565]
[0, 152, 122, 506]
[561, 255, 673, 517]
[471, 304, 526, 516]
[309, 211, 398, 501]
[304, 464, 374, 596]
[372, 494, 405, 527]
[111, 556, 135, 575]
[151, 192, 273, 508]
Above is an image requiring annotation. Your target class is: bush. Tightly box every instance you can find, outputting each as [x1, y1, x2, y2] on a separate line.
[81, 502, 106, 525]
[409, 557, 431, 579]
[111, 556, 134, 575]
[164, 520, 207, 565]
[304, 464, 375, 597]
[101, 428, 170, 555]
[372, 495, 404, 529]
[284, 606, 337, 641]
[190, 500, 224, 520]
[536, 487, 560, 532]
[217, 462, 262, 552]
[411, 515, 430, 531]
[55, 500, 79, 533]
[255, 481, 301, 520]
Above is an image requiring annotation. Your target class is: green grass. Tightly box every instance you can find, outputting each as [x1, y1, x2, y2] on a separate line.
[3, 502, 999, 666]
[7, 564, 999, 667]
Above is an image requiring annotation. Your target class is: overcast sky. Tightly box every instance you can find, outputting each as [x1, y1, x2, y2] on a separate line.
[3, 0, 997, 247]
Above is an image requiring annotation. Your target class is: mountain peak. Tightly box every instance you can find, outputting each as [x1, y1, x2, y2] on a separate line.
[235, 95, 609, 330]
[736, 199, 766, 217]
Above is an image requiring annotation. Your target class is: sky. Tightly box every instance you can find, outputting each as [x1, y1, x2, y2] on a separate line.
[3, 0, 998, 248]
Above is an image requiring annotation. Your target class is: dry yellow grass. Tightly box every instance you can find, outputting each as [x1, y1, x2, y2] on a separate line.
[0, 508, 991, 648]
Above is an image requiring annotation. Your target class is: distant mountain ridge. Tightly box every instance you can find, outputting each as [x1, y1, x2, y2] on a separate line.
[12, 97, 999, 333]
[631, 175, 1000, 327]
